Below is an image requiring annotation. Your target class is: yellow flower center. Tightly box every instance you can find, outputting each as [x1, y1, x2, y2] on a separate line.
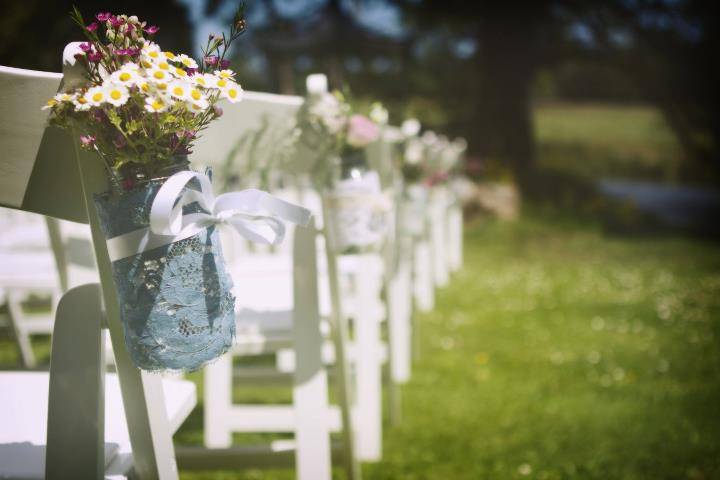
[110, 90, 122, 100]
[217, 79, 227, 88]
[153, 70, 165, 79]
[164, 51, 175, 59]
[46, 99, 57, 106]
[149, 51, 159, 58]
[142, 60, 152, 68]
[182, 58, 193, 66]
[119, 72, 131, 82]
[196, 77, 205, 86]
[141, 83, 149, 92]
[92, 92, 103, 102]
[228, 89, 237, 99]
[175, 67, 187, 77]
[158, 62, 169, 70]
[157, 83, 167, 91]
[192, 103, 201, 110]
[191, 89, 201, 101]
[173, 87, 184, 96]
[78, 97, 87, 104]
[152, 99, 164, 110]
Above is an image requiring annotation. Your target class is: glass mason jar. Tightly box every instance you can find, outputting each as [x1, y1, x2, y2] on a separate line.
[325, 149, 391, 254]
[93, 156, 236, 372]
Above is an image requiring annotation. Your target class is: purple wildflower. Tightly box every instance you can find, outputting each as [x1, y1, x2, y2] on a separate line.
[86, 22, 98, 32]
[204, 55, 219, 66]
[79, 134, 96, 148]
[109, 16, 123, 28]
[220, 59, 230, 69]
[96, 12, 112, 22]
[213, 105, 223, 117]
[79, 42, 93, 52]
[144, 25, 159, 35]
[87, 51, 103, 63]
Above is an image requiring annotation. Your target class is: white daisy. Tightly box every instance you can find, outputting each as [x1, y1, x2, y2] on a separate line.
[144, 96, 170, 113]
[111, 67, 140, 87]
[172, 66, 189, 78]
[186, 97, 209, 115]
[105, 83, 129, 106]
[147, 67, 171, 84]
[176, 54, 198, 69]
[188, 87, 206, 103]
[214, 69, 236, 80]
[191, 73, 216, 88]
[220, 81, 243, 103]
[72, 95, 91, 111]
[43, 91, 78, 109]
[41, 98, 58, 110]
[168, 80, 191, 101]
[162, 51, 177, 62]
[84, 86, 106, 106]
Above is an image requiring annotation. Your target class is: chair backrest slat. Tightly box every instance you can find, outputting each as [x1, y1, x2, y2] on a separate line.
[0, 66, 86, 223]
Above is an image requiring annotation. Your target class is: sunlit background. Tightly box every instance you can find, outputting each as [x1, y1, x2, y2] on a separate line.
[1, 1, 719, 479]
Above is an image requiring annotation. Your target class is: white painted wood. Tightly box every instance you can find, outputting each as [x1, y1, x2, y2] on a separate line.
[448, 203, 463, 272]
[430, 187, 450, 288]
[388, 249, 413, 384]
[292, 219, 332, 480]
[352, 255, 384, 462]
[203, 354, 233, 448]
[45, 283, 105, 479]
[414, 239, 434, 312]
[320, 193, 362, 480]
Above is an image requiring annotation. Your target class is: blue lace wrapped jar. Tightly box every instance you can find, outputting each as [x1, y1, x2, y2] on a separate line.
[93, 165, 235, 372]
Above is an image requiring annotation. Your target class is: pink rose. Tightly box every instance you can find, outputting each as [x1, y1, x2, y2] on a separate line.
[346, 114, 379, 148]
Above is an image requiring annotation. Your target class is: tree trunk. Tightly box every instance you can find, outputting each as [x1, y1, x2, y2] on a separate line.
[475, 3, 548, 183]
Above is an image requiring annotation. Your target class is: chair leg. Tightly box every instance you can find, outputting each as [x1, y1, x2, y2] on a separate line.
[204, 354, 233, 448]
[292, 222, 332, 480]
[321, 196, 362, 480]
[46, 283, 105, 480]
[353, 258, 383, 462]
[448, 205, 463, 272]
[431, 200, 449, 288]
[5, 290, 37, 368]
[414, 240, 434, 312]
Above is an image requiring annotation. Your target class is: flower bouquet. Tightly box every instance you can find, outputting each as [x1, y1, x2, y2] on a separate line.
[43, 8, 310, 372]
[296, 82, 391, 253]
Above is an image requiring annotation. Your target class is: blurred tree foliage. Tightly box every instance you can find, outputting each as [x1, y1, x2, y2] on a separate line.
[0, 1, 192, 72]
[1, 0, 716, 187]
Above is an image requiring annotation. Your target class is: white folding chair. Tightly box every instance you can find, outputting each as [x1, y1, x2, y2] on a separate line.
[184, 91, 358, 479]
[0, 60, 196, 479]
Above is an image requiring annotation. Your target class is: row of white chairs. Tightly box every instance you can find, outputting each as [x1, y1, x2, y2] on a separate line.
[0, 49, 465, 479]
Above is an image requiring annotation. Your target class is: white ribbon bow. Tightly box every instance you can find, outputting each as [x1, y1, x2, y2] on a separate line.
[105, 171, 312, 262]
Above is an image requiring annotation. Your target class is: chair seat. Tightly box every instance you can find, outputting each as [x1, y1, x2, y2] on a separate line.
[0, 371, 196, 480]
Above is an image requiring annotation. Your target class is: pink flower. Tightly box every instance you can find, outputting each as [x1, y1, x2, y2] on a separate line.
[86, 22, 98, 32]
[213, 105, 223, 117]
[79, 42, 93, 52]
[346, 114, 380, 148]
[220, 59, 230, 69]
[96, 12, 112, 22]
[79, 134, 96, 148]
[144, 25, 159, 34]
[87, 51, 102, 63]
[186, 68, 197, 76]
[204, 55, 218, 66]
[109, 16, 123, 28]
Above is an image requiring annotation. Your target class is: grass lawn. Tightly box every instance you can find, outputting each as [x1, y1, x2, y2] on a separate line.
[1, 213, 719, 479]
[534, 103, 685, 182]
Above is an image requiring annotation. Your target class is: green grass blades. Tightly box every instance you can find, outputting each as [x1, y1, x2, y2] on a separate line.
[363, 216, 720, 480]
